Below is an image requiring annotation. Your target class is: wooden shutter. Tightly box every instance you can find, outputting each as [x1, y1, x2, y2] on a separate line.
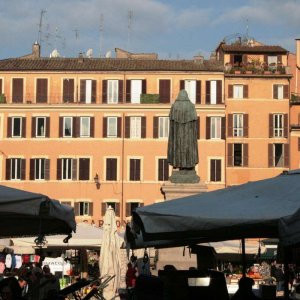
[73, 117, 79, 138]
[273, 85, 278, 99]
[243, 85, 248, 99]
[126, 80, 131, 103]
[158, 159, 168, 181]
[63, 79, 74, 103]
[196, 80, 201, 104]
[57, 159, 62, 180]
[243, 114, 249, 138]
[283, 85, 289, 99]
[90, 117, 95, 138]
[125, 117, 130, 138]
[210, 160, 216, 181]
[227, 114, 233, 138]
[142, 79, 146, 95]
[118, 80, 123, 103]
[206, 117, 211, 139]
[103, 117, 107, 137]
[59, 117, 63, 138]
[141, 117, 146, 138]
[284, 114, 288, 138]
[115, 203, 120, 217]
[268, 144, 273, 167]
[205, 81, 211, 104]
[0, 79, 2, 94]
[106, 158, 113, 180]
[243, 144, 248, 167]
[126, 203, 131, 217]
[159, 80, 170, 103]
[45, 117, 50, 138]
[31, 117, 36, 138]
[80, 80, 86, 102]
[36, 79, 48, 103]
[216, 160, 221, 181]
[298, 138, 300, 151]
[117, 117, 122, 138]
[228, 85, 233, 98]
[153, 117, 159, 138]
[29, 159, 35, 180]
[221, 117, 226, 140]
[88, 203, 93, 216]
[197, 117, 200, 139]
[22, 117, 26, 138]
[74, 203, 80, 216]
[44, 159, 50, 180]
[269, 114, 274, 138]
[12, 78, 23, 103]
[79, 158, 90, 180]
[7, 117, 12, 138]
[91, 80, 96, 103]
[72, 159, 77, 180]
[102, 80, 107, 103]
[6, 159, 11, 180]
[216, 80, 222, 104]
[21, 159, 26, 180]
[101, 203, 107, 216]
[180, 80, 185, 91]
[230, 55, 234, 64]
[227, 144, 233, 167]
[284, 144, 289, 168]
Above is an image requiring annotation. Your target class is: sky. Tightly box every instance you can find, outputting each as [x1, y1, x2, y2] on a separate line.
[0, 0, 299, 60]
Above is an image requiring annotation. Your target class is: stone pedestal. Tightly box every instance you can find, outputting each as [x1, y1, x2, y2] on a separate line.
[161, 181, 208, 200]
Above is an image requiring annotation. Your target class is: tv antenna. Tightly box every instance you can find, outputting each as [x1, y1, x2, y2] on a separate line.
[99, 14, 104, 58]
[127, 10, 133, 51]
[37, 9, 46, 45]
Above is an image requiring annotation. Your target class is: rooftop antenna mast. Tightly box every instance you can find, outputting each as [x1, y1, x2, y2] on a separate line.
[99, 14, 104, 58]
[73, 29, 80, 55]
[37, 9, 46, 45]
[127, 10, 133, 51]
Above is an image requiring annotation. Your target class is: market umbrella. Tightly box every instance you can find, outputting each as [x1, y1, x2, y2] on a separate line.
[0, 185, 76, 238]
[99, 206, 121, 299]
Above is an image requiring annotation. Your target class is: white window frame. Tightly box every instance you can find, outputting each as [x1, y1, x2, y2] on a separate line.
[107, 80, 119, 104]
[79, 202, 90, 216]
[210, 80, 217, 104]
[36, 117, 46, 138]
[233, 114, 244, 137]
[63, 117, 73, 137]
[85, 79, 92, 104]
[233, 85, 243, 99]
[107, 116, 118, 138]
[210, 116, 222, 139]
[130, 116, 141, 138]
[35, 158, 45, 180]
[11, 158, 22, 180]
[158, 116, 169, 139]
[12, 117, 22, 138]
[273, 114, 283, 137]
[184, 80, 196, 104]
[62, 158, 73, 180]
[80, 117, 90, 137]
[131, 80, 142, 103]
[277, 85, 284, 100]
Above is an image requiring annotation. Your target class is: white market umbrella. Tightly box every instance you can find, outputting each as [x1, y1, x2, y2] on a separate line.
[99, 206, 121, 299]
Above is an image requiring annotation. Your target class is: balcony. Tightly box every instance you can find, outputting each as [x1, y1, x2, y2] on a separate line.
[225, 62, 287, 75]
[291, 93, 300, 105]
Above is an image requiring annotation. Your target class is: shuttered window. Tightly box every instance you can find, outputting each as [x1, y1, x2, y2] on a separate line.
[12, 78, 23, 103]
[126, 202, 143, 217]
[158, 158, 169, 181]
[106, 158, 117, 180]
[79, 158, 90, 180]
[206, 80, 222, 104]
[6, 158, 26, 180]
[36, 79, 48, 103]
[129, 159, 141, 181]
[30, 158, 50, 180]
[63, 79, 75, 103]
[80, 79, 96, 103]
[75, 202, 93, 216]
[273, 85, 289, 100]
[210, 159, 221, 182]
[102, 202, 120, 217]
[159, 80, 171, 103]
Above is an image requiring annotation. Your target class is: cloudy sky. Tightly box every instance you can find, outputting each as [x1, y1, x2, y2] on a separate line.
[0, 0, 299, 60]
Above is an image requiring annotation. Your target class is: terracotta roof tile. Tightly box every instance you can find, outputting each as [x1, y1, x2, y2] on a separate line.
[220, 44, 288, 53]
[0, 58, 224, 72]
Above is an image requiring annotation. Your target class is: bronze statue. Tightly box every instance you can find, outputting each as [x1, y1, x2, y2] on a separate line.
[167, 90, 199, 183]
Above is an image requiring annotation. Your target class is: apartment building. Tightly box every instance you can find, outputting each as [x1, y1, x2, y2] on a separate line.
[0, 38, 293, 225]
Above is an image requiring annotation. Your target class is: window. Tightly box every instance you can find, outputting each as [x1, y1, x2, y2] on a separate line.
[269, 144, 289, 167]
[102, 202, 120, 217]
[80, 79, 96, 103]
[11, 117, 23, 138]
[36, 79, 48, 103]
[273, 114, 283, 137]
[129, 159, 141, 181]
[183, 80, 196, 103]
[30, 158, 50, 180]
[63, 79, 75, 103]
[80, 117, 90, 137]
[210, 117, 222, 139]
[126, 202, 143, 217]
[228, 143, 248, 167]
[75, 202, 93, 216]
[107, 80, 119, 104]
[159, 117, 169, 138]
[130, 117, 141, 138]
[233, 114, 243, 137]
[107, 117, 118, 137]
[61, 158, 73, 180]
[228, 85, 248, 99]
[6, 158, 25, 180]
[63, 117, 73, 137]
[159, 79, 171, 103]
[210, 159, 221, 182]
[79, 158, 90, 180]
[206, 80, 222, 104]
[106, 158, 117, 181]
[12, 78, 23, 103]
[268, 56, 277, 65]
[158, 158, 169, 181]
[273, 85, 288, 100]
[126, 80, 146, 103]
[233, 85, 243, 99]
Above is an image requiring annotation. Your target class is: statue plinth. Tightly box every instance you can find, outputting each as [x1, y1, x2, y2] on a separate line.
[169, 169, 200, 184]
[161, 180, 208, 201]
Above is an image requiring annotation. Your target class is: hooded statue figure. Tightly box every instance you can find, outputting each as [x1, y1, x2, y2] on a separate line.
[167, 90, 199, 170]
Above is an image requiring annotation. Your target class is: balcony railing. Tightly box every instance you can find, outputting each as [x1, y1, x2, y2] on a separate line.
[225, 62, 287, 75]
[291, 93, 300, 104]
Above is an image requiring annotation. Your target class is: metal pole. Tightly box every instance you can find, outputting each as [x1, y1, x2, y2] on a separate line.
[241, 238, 246, 276]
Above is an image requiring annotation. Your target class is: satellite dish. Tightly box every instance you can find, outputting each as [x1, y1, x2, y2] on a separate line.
[50, 49, 60, 58]
[105, 51, 112, 58]
[86, 48, 93, 58]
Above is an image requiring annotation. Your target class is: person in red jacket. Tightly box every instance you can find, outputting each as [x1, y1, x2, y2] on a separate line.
[126, 263, 137, 288]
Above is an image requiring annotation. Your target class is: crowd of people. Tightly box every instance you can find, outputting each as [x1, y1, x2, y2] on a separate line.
[0, 264, 61, 300]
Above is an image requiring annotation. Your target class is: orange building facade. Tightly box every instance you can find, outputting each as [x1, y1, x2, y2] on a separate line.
[0, 39, 297, 226]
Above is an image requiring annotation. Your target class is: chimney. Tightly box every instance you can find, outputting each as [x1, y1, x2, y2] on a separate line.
[78, 52, 84, 63]
[32, 41, 40, 58]
[193, 55, 204, 64]
[296, 38, 300, 68]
